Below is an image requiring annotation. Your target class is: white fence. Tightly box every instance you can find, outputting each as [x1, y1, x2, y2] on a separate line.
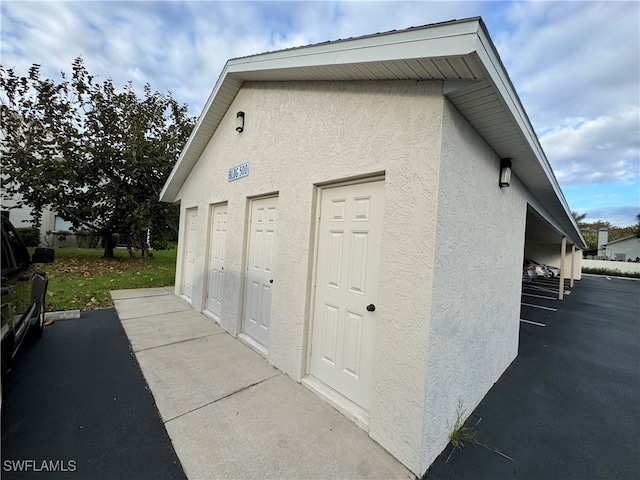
[582, 259, 640, 275]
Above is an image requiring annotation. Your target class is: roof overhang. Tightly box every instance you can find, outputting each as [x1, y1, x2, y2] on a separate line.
[160, 17, 586, 248]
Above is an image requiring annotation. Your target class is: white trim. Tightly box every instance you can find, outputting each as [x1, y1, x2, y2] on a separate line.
[301, 376, 370, 432]
[238, 332, 268, 358]
[202, 309, 220, 324]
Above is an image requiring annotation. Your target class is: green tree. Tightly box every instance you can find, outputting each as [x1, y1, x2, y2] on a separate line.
[0, 59, 194, 257]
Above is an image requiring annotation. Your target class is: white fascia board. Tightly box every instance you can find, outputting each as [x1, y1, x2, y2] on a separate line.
[160, 63, 240, 203]
[474, 24, 585, 248]
[229, 19, 481, 74]
[227, 35, 478, 78]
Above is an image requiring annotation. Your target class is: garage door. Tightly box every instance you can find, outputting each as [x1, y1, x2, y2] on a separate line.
[242, 196, 278, 348]
[310, 180, 383, 411]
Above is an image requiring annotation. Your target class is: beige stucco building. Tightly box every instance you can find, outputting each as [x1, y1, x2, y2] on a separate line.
[161, 18, 585, 476]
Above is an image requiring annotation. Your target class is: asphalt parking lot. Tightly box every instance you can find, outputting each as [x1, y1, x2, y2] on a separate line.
[520, 273, 572, 327]
[2, 275, 638, 480]
[1, 309, 186, 480]
[426, 274, 640, 479]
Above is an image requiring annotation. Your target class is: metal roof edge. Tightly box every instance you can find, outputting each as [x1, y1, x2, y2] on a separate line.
[474, 21, 586, 248]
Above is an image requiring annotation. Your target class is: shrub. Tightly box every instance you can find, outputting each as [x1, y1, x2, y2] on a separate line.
[151, 238, 168, 250]
[75, 229, 100, 248]
[582, 267, 640, 279]
[56, 231, 71, 248]
[16, 227, 40, 247]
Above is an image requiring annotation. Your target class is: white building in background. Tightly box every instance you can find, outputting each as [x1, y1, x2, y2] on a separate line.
[0, 188, 73, 245]
[604, 235, 640, 261]
[160, 18, 585, 476]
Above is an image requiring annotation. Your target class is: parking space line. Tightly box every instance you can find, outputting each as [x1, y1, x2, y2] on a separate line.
[520, 319, 546, 327]
[522, 293, 556, 300]
[525, 284, 560, 294]
[521, 303, 557, 311]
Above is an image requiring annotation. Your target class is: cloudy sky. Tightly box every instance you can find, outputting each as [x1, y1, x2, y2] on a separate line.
[2, 0, 638, 226]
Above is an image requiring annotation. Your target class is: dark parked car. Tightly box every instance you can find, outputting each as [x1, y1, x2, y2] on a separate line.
[1, 217, 54, 403]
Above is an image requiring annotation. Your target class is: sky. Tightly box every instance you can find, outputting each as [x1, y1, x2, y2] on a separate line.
[1, 0, 639, 227]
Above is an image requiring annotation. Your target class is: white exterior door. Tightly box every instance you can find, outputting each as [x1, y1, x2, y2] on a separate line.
[310, 181, 384, 411]
[182, 208, 198, 301]
[243, 196, 278, 348]
[205, 204, 228, 318]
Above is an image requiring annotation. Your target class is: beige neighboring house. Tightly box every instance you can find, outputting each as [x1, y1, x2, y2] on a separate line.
[604, 235, 640, 261]
[0, 188, 74, 246]
[160, 18, 586, 476]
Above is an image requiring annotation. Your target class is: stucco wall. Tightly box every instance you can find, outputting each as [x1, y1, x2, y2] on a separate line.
[583, 259, 640, 274]
[420, 100, 528, 472]
[174, 80, 444, 474]
[605, 237, 640, 261]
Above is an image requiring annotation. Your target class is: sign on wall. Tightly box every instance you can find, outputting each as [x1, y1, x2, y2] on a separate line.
[228, 162, 249, 182]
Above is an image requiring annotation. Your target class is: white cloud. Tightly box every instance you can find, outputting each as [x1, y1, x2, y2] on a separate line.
[541, 105, 640, 186]
[495, 1, 639, 127]
[1, 0, 638, 204]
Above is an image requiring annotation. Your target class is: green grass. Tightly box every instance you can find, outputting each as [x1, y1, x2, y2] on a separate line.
[34, 246, 177, 312]
[445, 400, 512, 464]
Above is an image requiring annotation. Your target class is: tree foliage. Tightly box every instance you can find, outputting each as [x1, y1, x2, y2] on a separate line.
[0, 58, 194, 257]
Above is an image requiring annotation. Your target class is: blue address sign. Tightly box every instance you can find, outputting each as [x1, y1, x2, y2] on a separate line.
[228, 162, 249, 182]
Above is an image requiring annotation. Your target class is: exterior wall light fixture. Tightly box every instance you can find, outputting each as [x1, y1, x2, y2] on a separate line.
[236, 111, 245, 132]
[499, 158, 512, 188]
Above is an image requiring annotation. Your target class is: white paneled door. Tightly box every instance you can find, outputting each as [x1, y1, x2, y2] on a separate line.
[243, 196, 278, 348]
[310, 181, 384, 411]
[182, 208, 198, 301]
[205, 204, 228, 319]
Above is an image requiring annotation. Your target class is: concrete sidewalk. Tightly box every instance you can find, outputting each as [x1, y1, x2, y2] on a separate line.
[111, 288, 413, 480]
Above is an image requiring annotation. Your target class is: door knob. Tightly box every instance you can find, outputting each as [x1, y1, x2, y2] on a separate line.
[366, 304, 375, 312]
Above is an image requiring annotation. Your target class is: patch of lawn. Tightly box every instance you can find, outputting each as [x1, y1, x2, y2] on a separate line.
[35, 246, 177, 312]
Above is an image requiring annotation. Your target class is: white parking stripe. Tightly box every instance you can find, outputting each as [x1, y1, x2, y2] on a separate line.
[522, 293, 556, 300]
[521, 303, 558, 311]
[520, 319, 546, 327]
[525, 284, 560, 294]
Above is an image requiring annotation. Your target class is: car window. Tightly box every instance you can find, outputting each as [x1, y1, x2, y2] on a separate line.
[4, 223, 30, 266]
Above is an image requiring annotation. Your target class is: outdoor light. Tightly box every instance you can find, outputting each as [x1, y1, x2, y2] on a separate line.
[499, 158, 512, 188]
[236, 111, 245, 132]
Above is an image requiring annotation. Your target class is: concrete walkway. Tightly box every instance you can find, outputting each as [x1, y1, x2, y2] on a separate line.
[111, 288, 414, 480]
